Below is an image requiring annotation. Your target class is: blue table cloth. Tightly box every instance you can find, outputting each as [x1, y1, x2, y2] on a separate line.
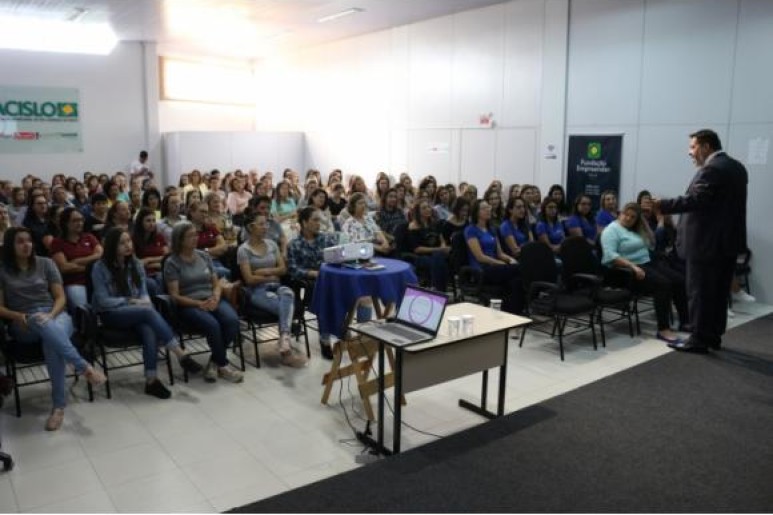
[310, 258, 418, 339]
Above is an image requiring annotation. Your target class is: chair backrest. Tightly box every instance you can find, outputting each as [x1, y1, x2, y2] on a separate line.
[559, 236, 600, 285]
[518, 241, 558, 289]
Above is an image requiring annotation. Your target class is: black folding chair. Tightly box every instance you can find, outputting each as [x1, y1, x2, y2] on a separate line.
[517, 241, 598, 361]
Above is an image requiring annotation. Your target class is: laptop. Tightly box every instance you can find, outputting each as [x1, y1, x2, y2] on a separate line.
[353, 285, 449, 347]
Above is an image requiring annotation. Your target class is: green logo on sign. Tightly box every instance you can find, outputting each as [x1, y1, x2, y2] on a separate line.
[587, 142, 601, 159]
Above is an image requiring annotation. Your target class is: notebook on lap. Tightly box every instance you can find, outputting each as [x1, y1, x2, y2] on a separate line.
[353, 285, 449, 347]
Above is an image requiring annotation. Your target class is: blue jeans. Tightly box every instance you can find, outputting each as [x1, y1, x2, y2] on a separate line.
[212, 259, 231, 280]
[178, 300, 238, 367]
[99, 305, 179, 378]
[64, 284, 88, 314]
[9, 308, 88, 409]
[248, 283, 294, 334]
[146, 274, 162, 297]
[414, 251, 449, 292]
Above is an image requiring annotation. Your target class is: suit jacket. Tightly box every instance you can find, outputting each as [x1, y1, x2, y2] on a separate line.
[659, 152, 748, 262]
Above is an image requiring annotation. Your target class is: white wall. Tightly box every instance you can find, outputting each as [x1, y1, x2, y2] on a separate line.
[0, 43, 148, 180]
[567, 0, 773, 301]
[163, 131, 304, 187]
[254, 0, 563, 192]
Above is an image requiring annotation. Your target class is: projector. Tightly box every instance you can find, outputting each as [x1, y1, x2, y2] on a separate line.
[323, 242, 374, 264]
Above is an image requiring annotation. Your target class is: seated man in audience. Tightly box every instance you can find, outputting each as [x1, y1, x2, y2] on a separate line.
[287, 207, 372, 360]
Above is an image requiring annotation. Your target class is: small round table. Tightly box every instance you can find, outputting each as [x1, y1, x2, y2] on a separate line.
[310, 258, 417, 339]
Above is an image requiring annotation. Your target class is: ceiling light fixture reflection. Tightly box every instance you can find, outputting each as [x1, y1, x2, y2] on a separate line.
[317, 8, 364, 23]
[0, 15, 117, 55]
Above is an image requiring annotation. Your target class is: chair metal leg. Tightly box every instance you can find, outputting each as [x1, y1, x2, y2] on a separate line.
[251, 323, 261, 368]
[166, 349, 174, 385]
[598, 308, 606, 348]
[557, 316, 565, 361]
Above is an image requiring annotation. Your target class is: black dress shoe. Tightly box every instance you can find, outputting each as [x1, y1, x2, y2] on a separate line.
[668, 339, 709, 353]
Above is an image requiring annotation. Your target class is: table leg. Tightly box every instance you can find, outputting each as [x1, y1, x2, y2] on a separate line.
[393, 348, 403, 454]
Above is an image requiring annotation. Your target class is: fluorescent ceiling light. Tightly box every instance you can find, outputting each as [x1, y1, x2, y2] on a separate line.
[317, 8, 364, 23]
[0, 15, 118, 55]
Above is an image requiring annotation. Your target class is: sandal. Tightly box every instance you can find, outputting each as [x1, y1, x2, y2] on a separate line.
[45, 408, 64, 431]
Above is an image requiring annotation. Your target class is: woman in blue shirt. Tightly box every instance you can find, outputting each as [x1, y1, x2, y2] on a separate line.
[464, 200, 522, 313]
[595, 190, 618, 234]
[565, 194, 598, 246]
[600, 202, 688, 344]
[500, 197, 533, 259]
[535, 198, 566, 255]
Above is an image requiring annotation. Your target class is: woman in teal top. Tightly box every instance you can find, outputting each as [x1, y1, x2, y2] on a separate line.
[270, 180, 298, 224]
[600, 202, 688, 344]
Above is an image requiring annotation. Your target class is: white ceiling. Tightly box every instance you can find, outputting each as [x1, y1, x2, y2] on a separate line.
[0, 0, 506, 60]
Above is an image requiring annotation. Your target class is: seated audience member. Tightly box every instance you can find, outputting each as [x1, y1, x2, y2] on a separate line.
[507, 184, 521, 203]
[341, 192, 391, 255]
[271, 180, 298, 224]
[535, 197, 566, 255]
[50, 207, 103, 312]
[51, 185, 72, 209]
[308, 188, 335, 234]
[347, 175, 376, 212]
[483, 187, 505, 227]
[375, 188, 407, 248]
[520, 185, 540, 225]
[326, 183, 348, 224]
[393, 183, 409, 216]
[132, 207, 167, 295]
[92, 228, 203, 398]
[565, 194, 598, 246]
[399, 173, 416, 207]
[547, 184, 570, 220]
[183, 169, 208, 197]
[85, 192, 109, 238]
[418, 177, 437, 203]
[8, 187, 26, 224]
[0, 227, 106, 431]
[0, 203, 12, 248]
[187, 200, 233, 280]
[406, 199, 450, 292]
[158, 193, 187, 245]
[128, 188, 142, 216]
[500, 196, 533, 259]
[462, 184, 478, 205]
[287, 207, 344, 359]
[71, 182, 90, 213]
[433, 185, 453, 221]
[226, 176, 251, 226]
[22, 193, 51, 256]
[205, 192, 236, 245]
[325, 169, 343, 194]
[442, 196, 471, 244]
[105, 200, 134, 234]
[298, 177, 320, 209]
[238, 212, 307, 368]
[596, 190, 618, 234]
[372, 174, 391, 208]
[637, 190, 674, 259]
[141, 188, 162, 220]
[464, 200, 522, 314]
[600, 202, 689, 343]
[242, 195, 288, 255]
[184, 189, 203, 215]
[163, 222, 243, 383]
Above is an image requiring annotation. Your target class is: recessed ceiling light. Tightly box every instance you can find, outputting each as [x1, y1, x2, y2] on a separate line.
[317, 8, 364, 24]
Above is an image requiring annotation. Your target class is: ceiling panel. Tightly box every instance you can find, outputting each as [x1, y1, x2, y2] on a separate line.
[0, 0, 506, 60]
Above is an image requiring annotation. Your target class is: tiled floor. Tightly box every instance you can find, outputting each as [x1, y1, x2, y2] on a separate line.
[1, 301, 770, 513]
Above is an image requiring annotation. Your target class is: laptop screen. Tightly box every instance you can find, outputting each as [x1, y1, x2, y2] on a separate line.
[395, 286, 448, 334]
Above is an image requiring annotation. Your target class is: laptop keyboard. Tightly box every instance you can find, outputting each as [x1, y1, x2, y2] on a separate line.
[382, 324, 425, 340]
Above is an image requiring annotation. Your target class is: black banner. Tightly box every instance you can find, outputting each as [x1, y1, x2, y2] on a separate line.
[566, 135, 622, 213]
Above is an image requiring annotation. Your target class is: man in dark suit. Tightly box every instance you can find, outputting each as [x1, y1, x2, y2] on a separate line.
[655, 129, 748, 352]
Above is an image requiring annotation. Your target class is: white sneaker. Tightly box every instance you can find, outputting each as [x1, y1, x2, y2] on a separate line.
[203, 360, 217, 383]
[727, 308, 736, 318]
[732, 290, 756, 303]
[218, 365, 244, 383]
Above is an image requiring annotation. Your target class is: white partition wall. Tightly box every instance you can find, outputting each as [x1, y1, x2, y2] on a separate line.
[567, 0, 773, 301]
[254, 0, 557, 190]
[163, 131, 304, 187]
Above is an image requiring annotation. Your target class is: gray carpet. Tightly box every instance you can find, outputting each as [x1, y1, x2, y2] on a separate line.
[231, 315, 773, 513]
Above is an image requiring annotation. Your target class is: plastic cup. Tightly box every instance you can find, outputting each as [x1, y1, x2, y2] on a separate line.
[447, 316, 461, 337]
[490, 299, 503, 312]
[461, 314, 475, 335]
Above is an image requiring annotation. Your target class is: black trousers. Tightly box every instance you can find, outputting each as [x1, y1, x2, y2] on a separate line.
[687, 257, 735, 347]
[637, 261, 689, 331]
[481, 264, 524, 315]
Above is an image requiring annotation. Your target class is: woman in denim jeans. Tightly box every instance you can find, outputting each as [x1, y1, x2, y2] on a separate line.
[238, 213, 306, 368]
[91, 228, 204, 399]
[164, 222, 243, 383]
[0, 227, 105, 431]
